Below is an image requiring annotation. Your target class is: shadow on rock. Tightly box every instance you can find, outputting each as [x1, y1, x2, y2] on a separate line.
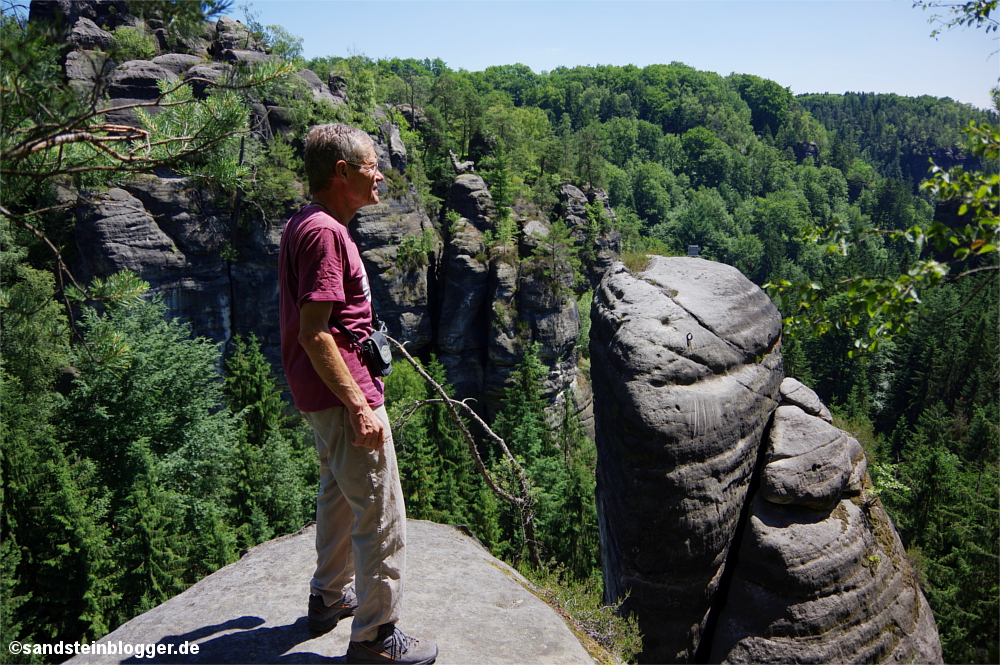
[753, 497, 836, 529]
[120, 616, 344, 664]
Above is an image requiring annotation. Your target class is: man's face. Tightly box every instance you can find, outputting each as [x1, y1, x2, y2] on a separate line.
[344, 146, 383, 209]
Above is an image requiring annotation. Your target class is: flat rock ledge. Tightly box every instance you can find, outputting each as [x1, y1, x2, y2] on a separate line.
[68, 520, 593, 665]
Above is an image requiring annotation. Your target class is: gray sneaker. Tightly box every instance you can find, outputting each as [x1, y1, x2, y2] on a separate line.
[346, 623, 438, 664]
[307, 588, 357, 633]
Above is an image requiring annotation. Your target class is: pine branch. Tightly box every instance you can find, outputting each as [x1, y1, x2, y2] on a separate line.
[1, 129, 245, 179]
[2, 126, 146, 160]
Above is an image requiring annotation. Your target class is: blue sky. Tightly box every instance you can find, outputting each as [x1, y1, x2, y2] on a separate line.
[233, 1, 999, 110]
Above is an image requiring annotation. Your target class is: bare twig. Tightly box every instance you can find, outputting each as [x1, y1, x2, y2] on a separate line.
[944, 264, 1000, 281]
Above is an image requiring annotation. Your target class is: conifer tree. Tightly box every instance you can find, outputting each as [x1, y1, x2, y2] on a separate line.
[0, 266, 114, 648]
[58, 290, 246, 627]
[528, 219, 581, 298]
[492, 343, 573, 564]
[386, 353, 512, 549]
[399, 416, 441, 521]
[187, 501, 239, 576]
[225, 334, 289, 447]
[113, 442, 189, 623]
[1, 383, 114, 645]
[425, 357, 480, 524]
[386, 358, 441, 520]
[0, 536, 28, 664]
[223, 334, 314, 547]
[552, 393, 599, 579]
[493, 343, 551, 467]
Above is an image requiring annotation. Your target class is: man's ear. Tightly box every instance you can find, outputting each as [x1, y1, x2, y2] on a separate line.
[334, 159, 349, 179]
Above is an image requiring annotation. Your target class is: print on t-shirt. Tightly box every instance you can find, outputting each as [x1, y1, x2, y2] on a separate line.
[360, 263, 371, 303]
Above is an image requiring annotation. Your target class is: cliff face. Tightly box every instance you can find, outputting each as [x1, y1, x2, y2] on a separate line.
[351, 181, 436, 353]
[591, 257, 942, 664]
[52, 3, 605, 411]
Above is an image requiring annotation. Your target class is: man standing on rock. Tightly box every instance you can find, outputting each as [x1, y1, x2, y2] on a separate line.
[278, 123, 437, 665]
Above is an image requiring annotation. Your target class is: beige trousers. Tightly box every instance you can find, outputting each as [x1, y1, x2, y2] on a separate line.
[304, 405, 406, 642]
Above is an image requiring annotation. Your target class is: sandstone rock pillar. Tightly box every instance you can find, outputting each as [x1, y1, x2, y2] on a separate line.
[590, 257, 782, 663]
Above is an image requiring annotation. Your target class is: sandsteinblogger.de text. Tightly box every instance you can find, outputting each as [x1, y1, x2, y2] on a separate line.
[8, 639, 200, 658]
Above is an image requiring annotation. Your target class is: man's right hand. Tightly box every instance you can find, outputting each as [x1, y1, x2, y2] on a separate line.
[349, 404, 385, 450]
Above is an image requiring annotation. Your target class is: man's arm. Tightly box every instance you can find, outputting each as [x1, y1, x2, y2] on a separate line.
[298, 300, 385, 450]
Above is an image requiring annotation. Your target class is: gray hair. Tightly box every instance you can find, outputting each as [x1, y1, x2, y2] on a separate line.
[304, 123, 374, 194]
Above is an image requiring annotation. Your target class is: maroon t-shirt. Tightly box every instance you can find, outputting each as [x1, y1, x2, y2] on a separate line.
[279, 204, 384, 412]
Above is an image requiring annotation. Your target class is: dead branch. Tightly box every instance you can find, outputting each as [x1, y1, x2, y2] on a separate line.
[386, 335, 543, 568]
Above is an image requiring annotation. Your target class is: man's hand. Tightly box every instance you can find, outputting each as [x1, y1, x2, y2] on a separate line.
[348, 404, 386, 450]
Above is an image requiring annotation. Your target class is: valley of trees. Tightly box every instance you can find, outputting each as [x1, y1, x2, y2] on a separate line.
[1, 1, 996, 663]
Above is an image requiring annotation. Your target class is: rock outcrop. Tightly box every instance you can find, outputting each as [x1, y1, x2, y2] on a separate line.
[712, 391, 941, 664]
[437, 217, 491, 401]
[210, 15, 264, 57]
[295, 68, 344, 109]
[904, 148, 983, 189]
[508, 224, 581, 401]
[759, 404, 863, 511]
[103, 59, 178, 126]
[351, 170, 436, 353]
[38, 0, 600, 420]
[65, 49, 116, 94]
[793, 141, 820, 164]
[591, 258, 942, 664]
[74, 182, 249, 347]
[30, 0, 131, 29]
[434, 174, 495, 402]
[435, 173, 604, 417]
[69, 16, 113, 49]
[556, 184, 622, 286]
[777, 376, 832, 422]
[66, 520, 595, 665]
[43, 2, 428, 370]
[151, 53, 204, 78]
[75, 187, 190, 278]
